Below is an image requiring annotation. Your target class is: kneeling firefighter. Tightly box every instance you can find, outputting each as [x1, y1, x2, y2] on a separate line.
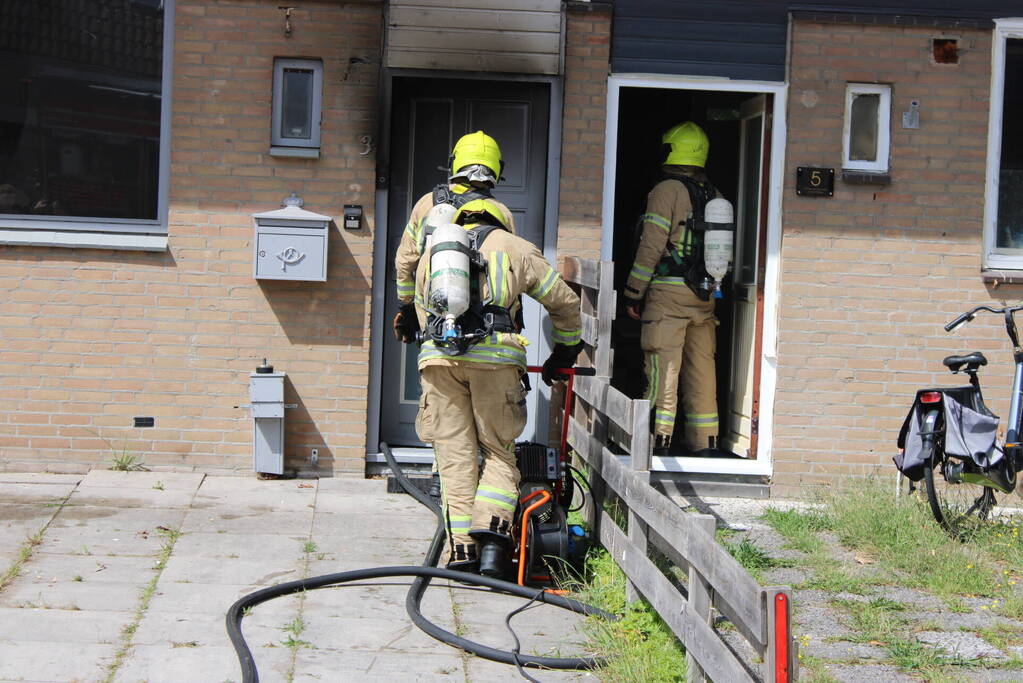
[395, 198, 583, 575]
[393, 131, 517, 498]
[623, 121, 735, 457]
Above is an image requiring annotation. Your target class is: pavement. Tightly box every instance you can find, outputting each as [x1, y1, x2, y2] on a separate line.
[0, 471, 596, 683]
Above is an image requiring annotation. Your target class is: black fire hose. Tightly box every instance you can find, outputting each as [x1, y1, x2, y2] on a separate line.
[225, 442, 612, 683]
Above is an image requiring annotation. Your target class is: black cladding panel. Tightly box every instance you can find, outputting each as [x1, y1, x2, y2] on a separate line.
[611, 0, 1023, 81]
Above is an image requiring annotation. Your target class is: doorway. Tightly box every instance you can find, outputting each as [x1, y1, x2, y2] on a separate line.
[603, 76, 785, 477]
[379, 77, 552, 448]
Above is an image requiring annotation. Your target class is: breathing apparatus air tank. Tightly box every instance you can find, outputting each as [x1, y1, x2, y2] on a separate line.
[428, 223, 472, 341]
[702, 197, 735, 298]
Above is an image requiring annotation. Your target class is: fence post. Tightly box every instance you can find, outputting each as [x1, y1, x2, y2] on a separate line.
[762, 586, 797, 683]
[625, 397, 651, 604]
[685, 514, 716, 683]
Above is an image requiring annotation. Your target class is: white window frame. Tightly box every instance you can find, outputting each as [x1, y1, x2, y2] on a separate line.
[0, 0, 174, 251]
[601, 73, 788, 478]
[983, 18, 1023, 270]
[270, 58, 323, 159]
[841, 82, 891, 174]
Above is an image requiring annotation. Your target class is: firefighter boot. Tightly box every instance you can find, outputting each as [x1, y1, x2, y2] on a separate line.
[653, 434, 672, 457]
[428, 472, 441, 499]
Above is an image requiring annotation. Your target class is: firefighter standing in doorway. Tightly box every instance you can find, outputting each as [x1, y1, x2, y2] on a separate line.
[395, 197, 582, 576]
[623, 121, 725, 457]
[393, 131, 516, 497]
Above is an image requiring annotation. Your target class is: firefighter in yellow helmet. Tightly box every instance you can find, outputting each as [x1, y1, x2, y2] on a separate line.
[393, 131, 518, 496]
[403, 198, 582, 575]
[623, 121, 725, 457]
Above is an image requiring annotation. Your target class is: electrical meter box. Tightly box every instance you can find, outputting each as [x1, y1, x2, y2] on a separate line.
[252, 193, 331, 282]
[250, 369, 286, 474]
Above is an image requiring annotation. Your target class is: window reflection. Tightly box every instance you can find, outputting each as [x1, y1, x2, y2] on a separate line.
[849, 93, 879, 162]
[0, 1, 163, 220]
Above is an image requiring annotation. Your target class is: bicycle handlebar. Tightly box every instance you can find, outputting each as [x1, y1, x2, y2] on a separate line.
[944, 304, 1023, 347]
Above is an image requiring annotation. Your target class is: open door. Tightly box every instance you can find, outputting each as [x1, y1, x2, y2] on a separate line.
[721, 94, 770, 458]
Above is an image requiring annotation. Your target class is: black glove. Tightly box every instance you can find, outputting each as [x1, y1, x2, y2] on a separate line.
[393, 303, 419, 343]
[542, 342, 583, 386]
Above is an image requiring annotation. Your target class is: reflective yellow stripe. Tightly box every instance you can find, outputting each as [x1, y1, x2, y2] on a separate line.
[475, 485, 517, 511]
[530, 267, 559, 300]
[552, 327, 581, 345]
[642, 213, 671, 233]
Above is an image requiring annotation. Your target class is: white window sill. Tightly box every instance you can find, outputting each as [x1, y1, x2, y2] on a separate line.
[270, 146, 320, 159]
[0, 229, 168, 252]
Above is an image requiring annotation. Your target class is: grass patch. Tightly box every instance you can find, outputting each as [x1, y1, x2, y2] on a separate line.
[722, 536, 778, 582]
[0, 530, 44, 593]
[823, 481, 1007, 600]
[560, 547, 687, 682]
[762, 507, 830, 554]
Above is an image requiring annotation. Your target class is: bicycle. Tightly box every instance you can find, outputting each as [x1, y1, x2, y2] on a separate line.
[896, 304, 1023, 534]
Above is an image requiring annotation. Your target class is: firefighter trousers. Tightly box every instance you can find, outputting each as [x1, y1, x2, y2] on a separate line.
[640, 285, 718, 452]
[417, 363, 526, 565]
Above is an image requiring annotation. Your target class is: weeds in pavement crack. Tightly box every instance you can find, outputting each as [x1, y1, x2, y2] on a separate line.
[102, 525, 182, 683]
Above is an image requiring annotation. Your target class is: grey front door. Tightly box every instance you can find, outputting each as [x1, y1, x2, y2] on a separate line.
[380, 77, 550, 446]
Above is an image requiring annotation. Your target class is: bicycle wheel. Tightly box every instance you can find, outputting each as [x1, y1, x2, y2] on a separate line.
[921, 436, 997, 536]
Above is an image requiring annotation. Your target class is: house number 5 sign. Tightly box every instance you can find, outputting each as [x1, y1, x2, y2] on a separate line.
[795, 167, 834, 197]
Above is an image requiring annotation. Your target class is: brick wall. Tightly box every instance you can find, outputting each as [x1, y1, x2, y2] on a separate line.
[772, 20, 1016, 495]
[0, 0, 382, 475]
[556, 3, 611, 262]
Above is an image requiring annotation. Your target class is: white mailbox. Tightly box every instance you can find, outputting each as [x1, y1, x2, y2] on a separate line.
[250, 363, 286, 475]
[252, 193, 331, 281]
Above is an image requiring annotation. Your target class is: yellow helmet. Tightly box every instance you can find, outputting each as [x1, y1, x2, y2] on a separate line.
[662, 121, 709, 167]
[454, 198, 508, 229]
[450, 131, 503, 178]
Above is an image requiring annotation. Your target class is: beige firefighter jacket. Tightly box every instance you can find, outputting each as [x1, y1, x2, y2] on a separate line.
[624, 167, 720, 302]
[413, 224, 581, 371]
[394, 185, 515, 304]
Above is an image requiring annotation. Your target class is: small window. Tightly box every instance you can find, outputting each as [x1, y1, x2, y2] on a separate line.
[842, 83, 891, 174]
[271, 58, 323, 158]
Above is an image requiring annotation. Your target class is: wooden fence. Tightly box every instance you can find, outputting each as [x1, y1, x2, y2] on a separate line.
[559, 256, 797, 683]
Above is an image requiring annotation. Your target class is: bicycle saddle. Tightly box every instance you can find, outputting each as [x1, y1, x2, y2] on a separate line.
[943, 352, 988, 373]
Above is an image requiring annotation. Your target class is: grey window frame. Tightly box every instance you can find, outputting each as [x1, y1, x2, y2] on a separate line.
[270, 58, 323, 158]
[0, 0, 175, 251]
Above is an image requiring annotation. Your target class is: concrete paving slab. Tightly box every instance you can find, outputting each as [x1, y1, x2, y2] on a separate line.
[160, 554, 302, 586]
[131, 610, 281, 650]
[916, 630, 1006, 659]
[827, 663, 916, 683]
[0, 577, 149, 612]
[452, 586, 591, 656]
[169, 530, 310, 560]
[0, 472, 82, 485]
[298, 610, 456, 655]
[314, 489, 434, 515]
[9, 553, 156, 585]
[304, 535, 429, 570]
[292, 647, 464, 682]
[146, 581, 283, 616]
[66, 486, 198, 509]
[0, 606, 128, 643]
[0, 641, 115, 681]
[0, 483, 76, 504]
[38, 506, 187, 557]
[0, 504, 58, 548]
[112, 643, 292, 683]
[312, 510, 436, 542]
[79, 470, 204, 491]
[197, 475, 310, 494]
[180, 508, 313, 535]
